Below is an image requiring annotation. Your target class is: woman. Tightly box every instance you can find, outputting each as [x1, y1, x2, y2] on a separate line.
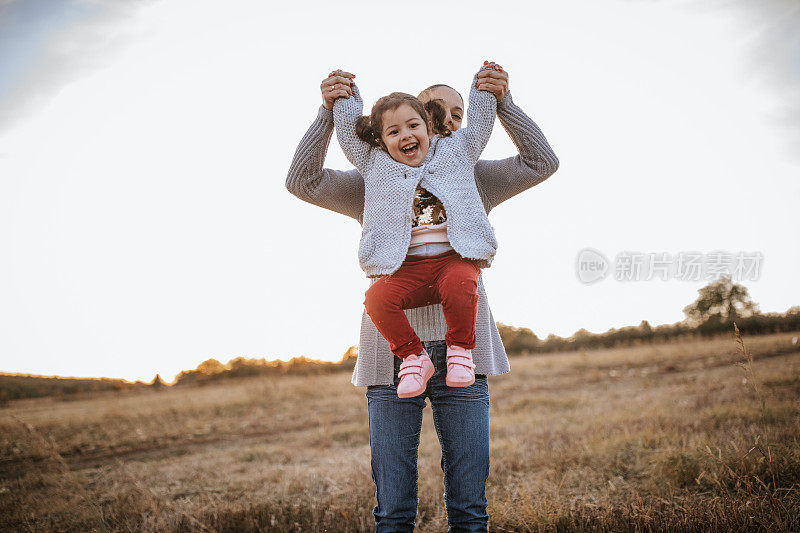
[286, 65, 559, 532]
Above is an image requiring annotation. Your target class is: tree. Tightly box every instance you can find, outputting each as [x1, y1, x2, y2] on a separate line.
[683, 276, 759, 324]
[340, 345, 359, 362]
[497, 323, 540, 353]
[638, 320, 654, 341]
[196, 358, 226, 375]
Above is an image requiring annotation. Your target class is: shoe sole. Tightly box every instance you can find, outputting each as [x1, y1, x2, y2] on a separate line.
[446, 375, 475, 387]
[397, 364, 434, 398]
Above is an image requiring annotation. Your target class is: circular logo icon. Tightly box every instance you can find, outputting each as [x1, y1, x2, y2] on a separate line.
[576, 248, 609, 284]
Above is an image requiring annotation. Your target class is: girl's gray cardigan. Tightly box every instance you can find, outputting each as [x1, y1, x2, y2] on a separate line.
[286, 84, 559, 387]
[333, 76, 498, 278]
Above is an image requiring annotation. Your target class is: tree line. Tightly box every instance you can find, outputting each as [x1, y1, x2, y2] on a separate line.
[2, 277, 796, 400]
[500, 277, 799, 353]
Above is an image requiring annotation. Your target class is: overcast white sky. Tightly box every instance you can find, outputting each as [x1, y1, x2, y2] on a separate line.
[1, 0, 798, 383]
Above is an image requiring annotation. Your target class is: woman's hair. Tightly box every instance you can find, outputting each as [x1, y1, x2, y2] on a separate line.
[417, 84, 463, 107]
[355, 93, 429, 148]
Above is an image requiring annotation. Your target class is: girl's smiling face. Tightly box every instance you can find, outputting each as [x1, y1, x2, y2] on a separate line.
[380, 104, 431, 167]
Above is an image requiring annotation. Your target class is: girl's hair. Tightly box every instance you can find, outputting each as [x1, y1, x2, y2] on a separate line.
[423, 99, 452, 137]
[355, 92, 452, 148]
[355, 93, 428, 148]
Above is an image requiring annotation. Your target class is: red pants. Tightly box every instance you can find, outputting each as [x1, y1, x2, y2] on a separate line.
[364, 250, 481, 358]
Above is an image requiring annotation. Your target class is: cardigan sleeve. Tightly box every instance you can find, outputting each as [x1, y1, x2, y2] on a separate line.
[285, 105, 365, 221]
[473, 92, 559, 212]
[454, 70, 497, 164]
[332, 83, 373, 174]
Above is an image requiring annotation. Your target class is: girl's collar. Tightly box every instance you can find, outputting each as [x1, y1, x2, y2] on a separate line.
[424, 136, 441, 163]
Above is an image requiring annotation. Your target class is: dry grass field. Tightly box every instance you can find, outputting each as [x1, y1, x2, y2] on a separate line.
[1, 331, 798, 532]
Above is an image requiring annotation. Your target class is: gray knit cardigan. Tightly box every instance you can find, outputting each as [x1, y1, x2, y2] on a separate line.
[333, 75, 497, 277]
[286, 86, 559, 387]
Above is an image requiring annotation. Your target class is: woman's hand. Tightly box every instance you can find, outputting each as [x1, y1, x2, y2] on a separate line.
[321, 69, 355, 110]
[476, 61, 509, 101]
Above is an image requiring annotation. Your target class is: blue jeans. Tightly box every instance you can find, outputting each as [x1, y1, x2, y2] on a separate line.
[366, 340, 490, 532]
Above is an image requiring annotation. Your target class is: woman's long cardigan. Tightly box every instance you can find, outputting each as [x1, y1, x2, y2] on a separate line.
[286, 81, 559, 387]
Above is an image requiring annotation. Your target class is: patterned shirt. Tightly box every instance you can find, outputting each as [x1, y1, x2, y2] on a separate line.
[410, 185, 449, 245]
[412, 185, 446, 227]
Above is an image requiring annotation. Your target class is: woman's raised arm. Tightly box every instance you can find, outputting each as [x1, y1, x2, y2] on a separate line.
[285, 71, 365, 221]
[467, 64, 559, 211]
[285, 106, 365, 221]
[473, 92, 560, 212]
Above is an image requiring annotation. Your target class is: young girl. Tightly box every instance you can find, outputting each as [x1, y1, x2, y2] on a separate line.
[333, 64, 500, 398]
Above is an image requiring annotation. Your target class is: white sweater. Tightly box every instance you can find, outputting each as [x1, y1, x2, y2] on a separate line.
[333, 71, 498, 278]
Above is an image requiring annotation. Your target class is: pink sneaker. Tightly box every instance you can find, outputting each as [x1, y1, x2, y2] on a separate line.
[397, 350, 434, 398]
[446, 345, 475, 387]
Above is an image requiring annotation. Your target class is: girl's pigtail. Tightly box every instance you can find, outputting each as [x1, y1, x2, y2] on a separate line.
[424, 99, 451, 137]
[355, 116, 381, 147]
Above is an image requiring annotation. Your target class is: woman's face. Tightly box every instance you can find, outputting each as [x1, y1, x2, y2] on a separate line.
[424, 86, 464, 133]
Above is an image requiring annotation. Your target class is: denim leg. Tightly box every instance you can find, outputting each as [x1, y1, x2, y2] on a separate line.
[425, 340, 490, 533]
[366, 383, 427, 532]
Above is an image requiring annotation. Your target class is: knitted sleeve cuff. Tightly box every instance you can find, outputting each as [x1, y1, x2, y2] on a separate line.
[496, 91, 514, 113]
[317, 105, 334, 126]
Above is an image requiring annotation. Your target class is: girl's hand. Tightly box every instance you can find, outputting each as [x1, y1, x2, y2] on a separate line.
[321, 69, 355, 110]
[477, 61, 509, 101]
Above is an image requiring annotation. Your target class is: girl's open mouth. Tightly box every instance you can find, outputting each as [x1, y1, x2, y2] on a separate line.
[401, 143, 419, 158]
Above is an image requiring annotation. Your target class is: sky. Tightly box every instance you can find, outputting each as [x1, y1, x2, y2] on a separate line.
[1, 0, 798, 383]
